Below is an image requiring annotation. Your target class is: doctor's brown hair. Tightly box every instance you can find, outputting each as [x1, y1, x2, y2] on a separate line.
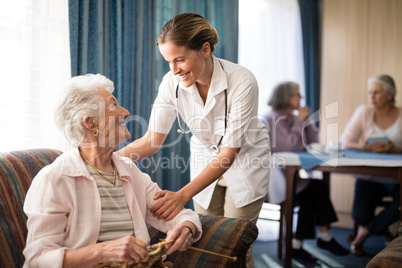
[157, 13, 219, 52]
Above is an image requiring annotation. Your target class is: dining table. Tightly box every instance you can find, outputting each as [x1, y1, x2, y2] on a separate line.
[272, 149, 402, 268]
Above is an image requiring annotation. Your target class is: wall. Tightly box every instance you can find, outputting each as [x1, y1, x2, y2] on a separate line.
[320, 0, 402, 227]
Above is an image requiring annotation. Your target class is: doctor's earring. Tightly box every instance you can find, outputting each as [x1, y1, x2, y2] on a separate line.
[93, 129, 99, 136]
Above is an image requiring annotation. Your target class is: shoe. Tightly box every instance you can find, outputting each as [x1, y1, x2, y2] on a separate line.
[350, 243, 364, 256]
[292, 247, 317, 263]
[317, 238, 349, 256]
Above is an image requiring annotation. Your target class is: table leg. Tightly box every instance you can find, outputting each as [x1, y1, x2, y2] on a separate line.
[399, 168, 402, 220]
[284, 166, 299, 268]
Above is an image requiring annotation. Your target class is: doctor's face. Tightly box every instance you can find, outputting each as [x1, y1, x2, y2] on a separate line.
[159, 42, 208, 88]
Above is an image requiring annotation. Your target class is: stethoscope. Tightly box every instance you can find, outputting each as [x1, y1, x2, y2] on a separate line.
[175, 61, 227, 157]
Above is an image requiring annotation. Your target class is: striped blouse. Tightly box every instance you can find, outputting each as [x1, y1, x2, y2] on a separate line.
[84, 164, 134, 242]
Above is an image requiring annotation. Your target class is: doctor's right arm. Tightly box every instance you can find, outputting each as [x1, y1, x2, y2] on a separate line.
[118, 75, 176, 161]
[118, 130, 167, 161]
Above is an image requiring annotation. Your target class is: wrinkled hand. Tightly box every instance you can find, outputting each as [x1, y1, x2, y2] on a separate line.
[151, 190, 188, 221]
[164, 223, 195, 255]
[364, 141, 392, 153]
[297, 106, 311, 121]
[100, 235, 148, 263]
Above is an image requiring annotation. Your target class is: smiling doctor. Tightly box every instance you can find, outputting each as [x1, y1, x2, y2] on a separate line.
[118, 13, 270, 267]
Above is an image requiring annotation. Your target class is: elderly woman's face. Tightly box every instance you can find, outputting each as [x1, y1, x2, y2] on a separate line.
[289, 86, 302, 110]
[96, 89, 131, 147]
[368, 82, 392, 109]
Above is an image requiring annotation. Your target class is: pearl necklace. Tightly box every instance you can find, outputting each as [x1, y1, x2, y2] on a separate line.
[79, 151, 117, 186]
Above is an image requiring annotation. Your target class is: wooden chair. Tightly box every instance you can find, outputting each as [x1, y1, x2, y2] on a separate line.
[277, 172, 331, 260]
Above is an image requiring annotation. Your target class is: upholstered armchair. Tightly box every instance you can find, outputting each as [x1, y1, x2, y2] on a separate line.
[0, 149, 258, 268]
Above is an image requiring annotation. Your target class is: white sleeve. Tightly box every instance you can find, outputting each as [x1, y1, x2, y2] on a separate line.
[222, 77, 259, 148]
[23, 169, 68, 268]
[148, 75, 177, 134]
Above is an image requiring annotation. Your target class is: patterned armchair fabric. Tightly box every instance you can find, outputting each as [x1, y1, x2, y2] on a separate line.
[149, 214, 258, 268]
[0, 149, 62, 268]
[366, 221, 402, 268]
[0, 149, 258, 268]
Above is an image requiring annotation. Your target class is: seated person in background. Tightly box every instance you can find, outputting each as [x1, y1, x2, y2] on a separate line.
[341, 74, 402, 256]
[262, 81, 349, 263]
[23, 74, 202, 268]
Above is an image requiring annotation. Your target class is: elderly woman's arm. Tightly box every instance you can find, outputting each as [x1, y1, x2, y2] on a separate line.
[134, 166, 202, 251]
[341, 106, 366, 150]
[63, 236, 147, 268]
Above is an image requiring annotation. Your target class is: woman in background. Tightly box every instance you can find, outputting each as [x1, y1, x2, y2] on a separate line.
[23, 74, 201, 268]
[341, 74, 402, 255]
[263, 81, 348, 263]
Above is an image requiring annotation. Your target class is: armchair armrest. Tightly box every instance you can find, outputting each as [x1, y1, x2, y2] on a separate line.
[148, 214, 258, 268]
[366, 221, 402, 268]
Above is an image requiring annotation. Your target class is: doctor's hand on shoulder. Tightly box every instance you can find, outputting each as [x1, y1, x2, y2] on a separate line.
[151, 190, 190, 221]
[151, 146, 240, 221]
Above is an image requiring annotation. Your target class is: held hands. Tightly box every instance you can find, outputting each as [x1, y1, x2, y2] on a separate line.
[151, 190, 189, 221]
[364, 141, 394, 153]
[164, 222, 195, 255]
[297, 106, 311, 121]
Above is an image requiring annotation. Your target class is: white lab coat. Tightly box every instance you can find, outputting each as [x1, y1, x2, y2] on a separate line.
[149, 56, 270, 209]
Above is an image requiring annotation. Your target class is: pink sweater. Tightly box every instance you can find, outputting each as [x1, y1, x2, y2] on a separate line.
[23, 148, 202, 268]
[341, 104, 402, 149]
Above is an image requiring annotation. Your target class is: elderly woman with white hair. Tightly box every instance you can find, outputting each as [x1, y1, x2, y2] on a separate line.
[23, 74, 202, 268]
[341, 74, 402, 255]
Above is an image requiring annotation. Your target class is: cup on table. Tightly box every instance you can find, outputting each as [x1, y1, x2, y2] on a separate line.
[309, 143, 325, 154]
[327, 140, 342, 152]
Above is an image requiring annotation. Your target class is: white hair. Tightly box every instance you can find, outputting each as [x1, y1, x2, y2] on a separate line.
[54, 74, 115, 147]
[368, 74, 396, 104]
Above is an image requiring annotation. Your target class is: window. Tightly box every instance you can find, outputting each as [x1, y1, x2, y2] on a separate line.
[238, 0, 305, 115]
[0, 0, 70, 152]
